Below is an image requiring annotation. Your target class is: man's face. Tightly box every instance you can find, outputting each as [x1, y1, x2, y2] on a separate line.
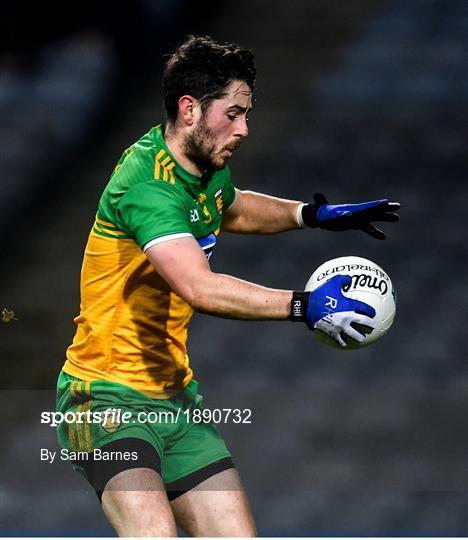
[184, 80, 252, 171]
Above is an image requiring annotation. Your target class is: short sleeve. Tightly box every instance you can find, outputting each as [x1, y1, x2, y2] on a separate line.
[223, 168, 236, 209]
[115, 181, 191, 249]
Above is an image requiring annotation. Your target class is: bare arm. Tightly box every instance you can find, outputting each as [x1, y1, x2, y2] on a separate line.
[145, 236, 292, 319]
[221, 189, 303, 234]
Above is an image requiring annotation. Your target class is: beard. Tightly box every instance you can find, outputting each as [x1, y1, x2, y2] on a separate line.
[183, 117, 227, 172]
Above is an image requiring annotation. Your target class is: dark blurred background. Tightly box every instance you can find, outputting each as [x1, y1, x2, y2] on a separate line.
[0, 0, 467, 535]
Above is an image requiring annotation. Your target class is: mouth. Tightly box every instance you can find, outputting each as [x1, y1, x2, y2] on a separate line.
[223, 143, 241, 156]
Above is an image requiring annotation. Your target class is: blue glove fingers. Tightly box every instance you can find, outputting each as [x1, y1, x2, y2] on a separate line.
[317, 199, 389, 221]
[343, 296, 376, 319]
[307, 274, 376, 327]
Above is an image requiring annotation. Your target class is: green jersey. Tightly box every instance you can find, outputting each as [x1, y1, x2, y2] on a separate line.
[98, 124, 236, 251]
[64, 125, 236, 397]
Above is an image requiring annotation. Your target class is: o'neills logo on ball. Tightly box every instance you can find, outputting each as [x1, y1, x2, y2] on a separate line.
[342, 274, 388, 295]
[101, 408, 122, 433]
[317, 264, 390, 295]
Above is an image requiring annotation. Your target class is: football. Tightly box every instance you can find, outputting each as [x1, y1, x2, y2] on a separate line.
[305, 256, 396, 349]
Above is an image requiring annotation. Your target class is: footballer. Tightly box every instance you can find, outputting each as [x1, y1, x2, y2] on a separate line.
[56, 35, 400, 536]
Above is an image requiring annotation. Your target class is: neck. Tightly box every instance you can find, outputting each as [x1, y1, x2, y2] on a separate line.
[164, 123, 203, 177]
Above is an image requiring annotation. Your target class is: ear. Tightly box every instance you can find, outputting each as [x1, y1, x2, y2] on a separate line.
[178, 96, 196, 126]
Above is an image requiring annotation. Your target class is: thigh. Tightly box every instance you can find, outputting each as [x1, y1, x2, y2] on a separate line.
[162, 382, 232, 492]
[102, 467, 177, 537]
[170, 468, 256, 537]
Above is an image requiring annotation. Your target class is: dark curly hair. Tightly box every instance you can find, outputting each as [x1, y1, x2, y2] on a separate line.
[163, 35, 256, 124]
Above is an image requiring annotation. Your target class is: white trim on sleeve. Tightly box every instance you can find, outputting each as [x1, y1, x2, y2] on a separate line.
[225, 189, 237, 210]
[143, 232, 193, 252]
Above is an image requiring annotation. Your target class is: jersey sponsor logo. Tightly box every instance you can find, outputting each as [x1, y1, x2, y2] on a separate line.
[214, 188, 223, 215]
[190, 209, 200, 222]
[194, 192, 215, 223]
[202, 205, 212, 224]
[197, 232, 217, 260]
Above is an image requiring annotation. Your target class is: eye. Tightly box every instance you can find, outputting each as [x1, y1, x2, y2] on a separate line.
[227, 114, 237, 121]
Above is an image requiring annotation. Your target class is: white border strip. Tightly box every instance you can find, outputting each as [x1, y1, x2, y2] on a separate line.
[143, 232, 193, 252]
[201, 241, 216, 250]
[296, 202, 306, 228]
[225, 189, 237, 210]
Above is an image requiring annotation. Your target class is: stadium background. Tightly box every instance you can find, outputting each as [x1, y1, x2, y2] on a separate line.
[0, 0, 467, 535]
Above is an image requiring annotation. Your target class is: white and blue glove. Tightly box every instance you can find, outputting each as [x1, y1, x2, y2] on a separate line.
[300, 193, 400, 240]
[290, 274, 376, 347]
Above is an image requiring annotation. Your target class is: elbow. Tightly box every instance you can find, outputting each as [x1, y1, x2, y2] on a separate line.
[189, 296, 207, 313]
[176, 276, 212, 313]
[184, 291, 211, 314]
[188, 287, 213, 313]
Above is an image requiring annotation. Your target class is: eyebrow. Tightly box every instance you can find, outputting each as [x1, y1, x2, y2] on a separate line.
[226, 104, 252, 113]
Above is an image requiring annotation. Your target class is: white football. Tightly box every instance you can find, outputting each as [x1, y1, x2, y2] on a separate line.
[305, 256, 396, 349]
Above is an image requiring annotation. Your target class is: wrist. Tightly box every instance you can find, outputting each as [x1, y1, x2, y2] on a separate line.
[301, 202, 320, 228]
[290, 291, 310, 322]
[296, 203, 307, 228]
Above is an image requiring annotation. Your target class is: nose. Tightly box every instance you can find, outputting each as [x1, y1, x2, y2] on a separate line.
[235, 116, 249, 138]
